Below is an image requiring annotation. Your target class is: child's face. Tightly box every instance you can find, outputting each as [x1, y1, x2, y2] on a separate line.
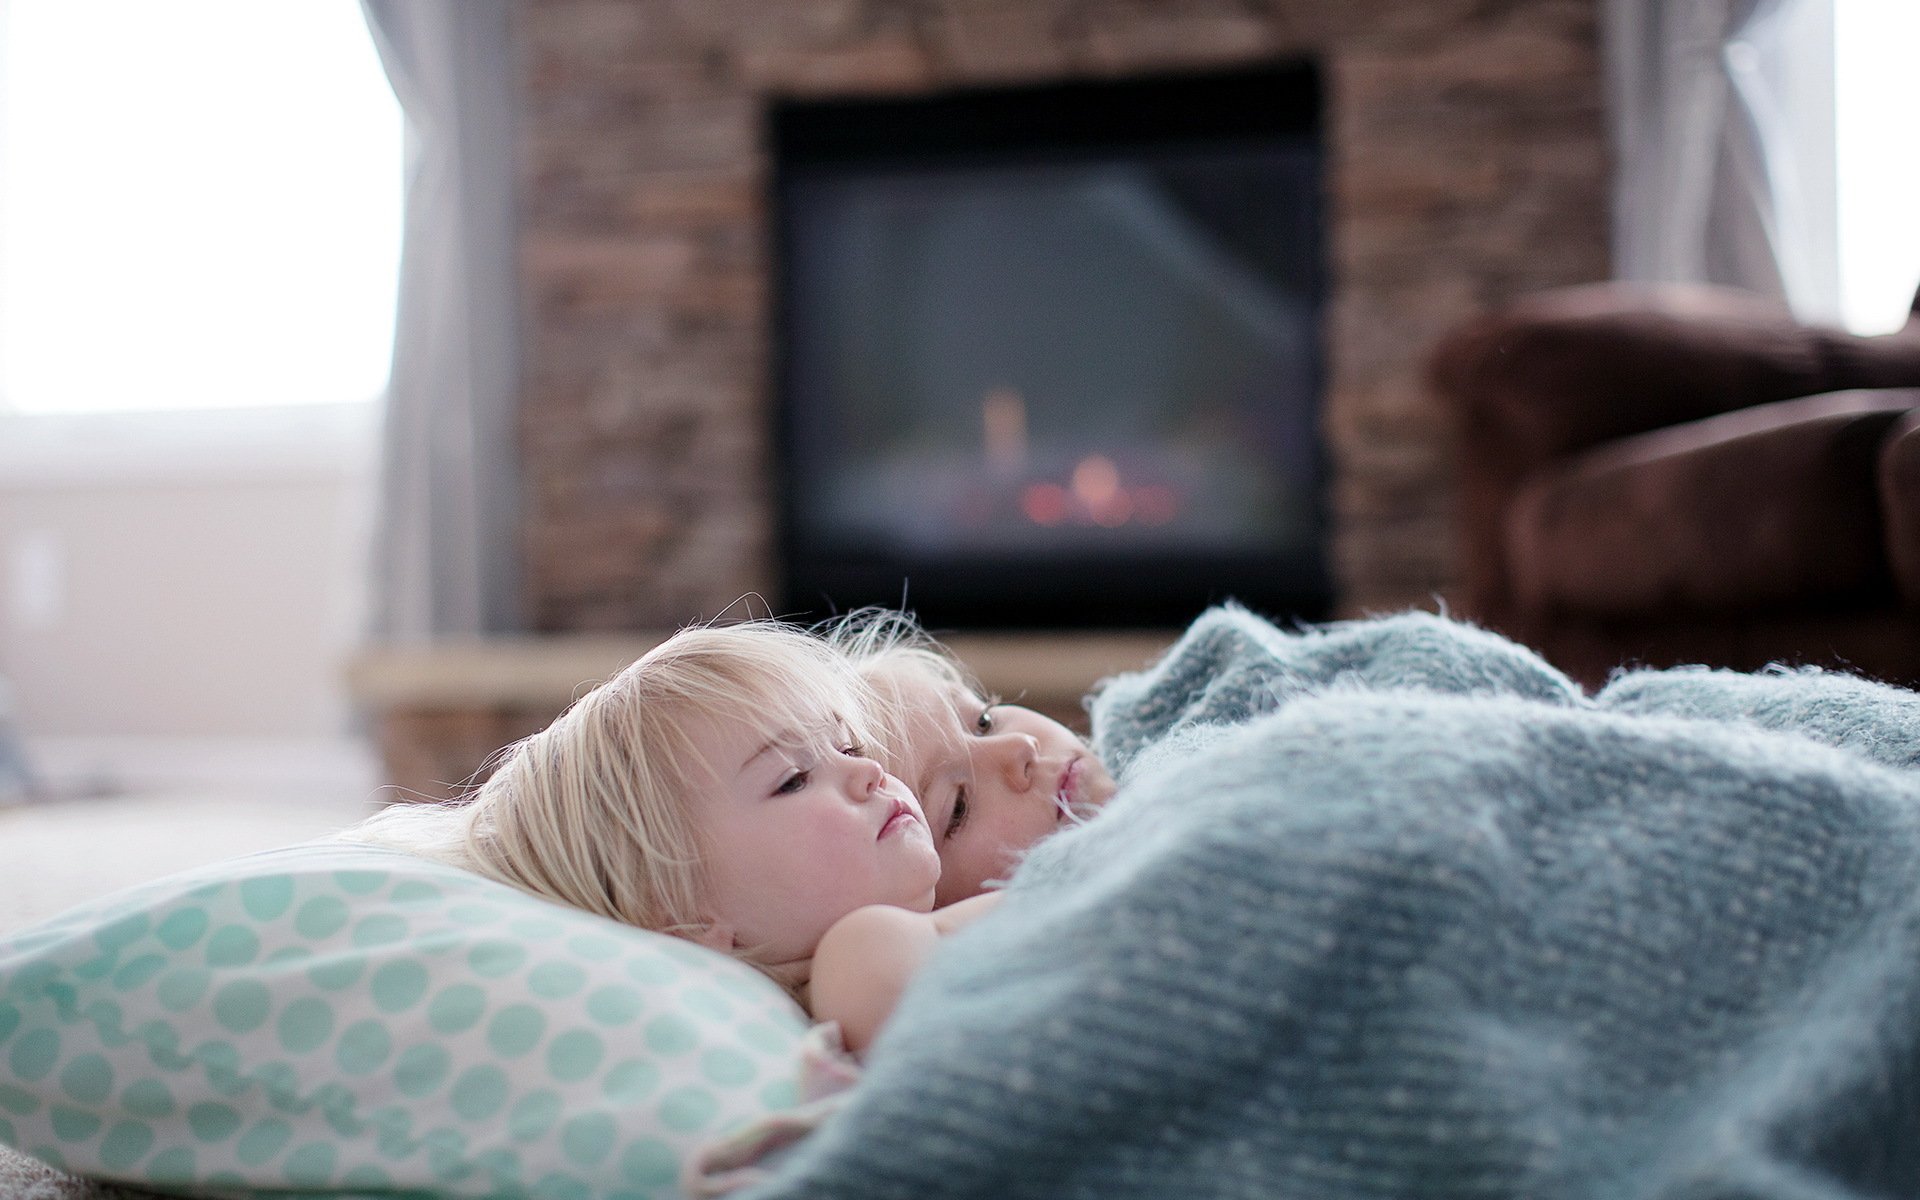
[884, 668, 1117, 907]
[689, 711, 940, 965]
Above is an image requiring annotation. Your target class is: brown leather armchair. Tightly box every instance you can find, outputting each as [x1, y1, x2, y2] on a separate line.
[1429, 282, 1920, 688]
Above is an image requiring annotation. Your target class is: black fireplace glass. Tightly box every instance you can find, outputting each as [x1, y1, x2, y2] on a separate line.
[772, 63, 1328, 629]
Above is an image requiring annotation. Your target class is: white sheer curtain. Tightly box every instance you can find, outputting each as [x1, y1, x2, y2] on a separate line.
[1604, 0, 1840, 317]
[359, 0, 522, 640]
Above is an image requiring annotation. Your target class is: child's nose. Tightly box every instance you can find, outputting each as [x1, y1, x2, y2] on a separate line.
[988, 733, 1039, 790]
[851, 753, 888, 794]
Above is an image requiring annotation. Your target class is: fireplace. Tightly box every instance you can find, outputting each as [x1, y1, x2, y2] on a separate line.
[375, 3, 1613, 802]
[516, 1, 1611, 635]
[771, 63, 1329, 628]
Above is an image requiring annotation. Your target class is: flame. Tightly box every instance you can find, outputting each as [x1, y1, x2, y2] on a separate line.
[1016, 455, 1184, 529]
[1070, 455, 1119, 508]
[982, 387, 1028, 473]
[1020, 482, 1068, 526]
[1135, 485, 1178, 526]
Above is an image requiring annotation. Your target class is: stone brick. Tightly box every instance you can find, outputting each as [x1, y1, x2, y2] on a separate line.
[1065, 6, 1282, 74]
[524, 96, 761, 181]
[521, 0, 668, 75]
[1329, 511, 1460, 609]
[668, 0, 866, 52]
[1318, 0, 1590, 50]
[522, 232, 702, 301]
[1324, 278, 1485, 393]
[734, 35, 940, 94]
[375, 707, 555, 804]
[928, 5, 1072, 79]
[621, 170, 762, 229]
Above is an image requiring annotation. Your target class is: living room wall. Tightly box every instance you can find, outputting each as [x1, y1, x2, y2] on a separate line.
[514, 0, 1611, 630]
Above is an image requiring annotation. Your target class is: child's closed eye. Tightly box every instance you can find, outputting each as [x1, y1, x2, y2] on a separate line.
[944, 787, 970, 839]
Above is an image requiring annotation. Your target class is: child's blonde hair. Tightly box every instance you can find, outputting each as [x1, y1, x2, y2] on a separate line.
[826, 608, 1101, 829]
[821, 608, 988, 776]
[345, 620, 885, 975]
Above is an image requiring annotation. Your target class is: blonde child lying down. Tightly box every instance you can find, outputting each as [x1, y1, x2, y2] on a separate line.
[828, 609, 1117, 906]
[345, 615, 1115, 1054]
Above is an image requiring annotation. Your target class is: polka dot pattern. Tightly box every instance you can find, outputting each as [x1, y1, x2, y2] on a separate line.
[393, 1043, 451, 1099]
[0, 845, 808, 1197]
[275, 997, 334, 1055]
[369, 961, 428, 1013]
[204, 926, 260, 968]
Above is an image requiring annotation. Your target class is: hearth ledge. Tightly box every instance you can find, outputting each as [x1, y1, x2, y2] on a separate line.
[347, 631, 1176, 716]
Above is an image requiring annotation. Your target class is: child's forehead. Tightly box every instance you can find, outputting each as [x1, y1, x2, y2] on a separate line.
[743, 702, 851, 745]
[874, 656, 969, 700]
[687, 704, 848, 779]
[882, 678, 980, 796]
[890, 673, 981, 746]
[870, 664, 955, 713]
[694, 673, 854, 734]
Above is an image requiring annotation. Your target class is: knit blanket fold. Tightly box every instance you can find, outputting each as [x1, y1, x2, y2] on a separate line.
[742, 608, 1920, 1200]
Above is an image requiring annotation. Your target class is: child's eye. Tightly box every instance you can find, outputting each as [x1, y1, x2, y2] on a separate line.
[839, 741, 867, 758]
[974, 706, 997, 735]
[774, 770, 810, 796]
[944, 787, 970, 839]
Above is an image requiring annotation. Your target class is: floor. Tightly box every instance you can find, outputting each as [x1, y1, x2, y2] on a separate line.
[0, 782, 381, 936]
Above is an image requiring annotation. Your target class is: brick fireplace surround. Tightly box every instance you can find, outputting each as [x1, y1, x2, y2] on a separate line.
[361, 0, 1610, 800]
[520, 0, 1608, 627]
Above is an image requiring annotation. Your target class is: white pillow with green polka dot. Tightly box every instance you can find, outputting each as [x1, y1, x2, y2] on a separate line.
[0, 843, 810, 1198]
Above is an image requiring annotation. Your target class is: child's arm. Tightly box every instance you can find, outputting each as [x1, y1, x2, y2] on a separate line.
[810, 892, 1002, 1055]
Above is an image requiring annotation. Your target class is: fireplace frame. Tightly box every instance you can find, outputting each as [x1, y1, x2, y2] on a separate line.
[767, 60, 1334, 630]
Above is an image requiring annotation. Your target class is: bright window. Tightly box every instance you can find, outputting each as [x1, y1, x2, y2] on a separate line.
[1835, 0, 1920, 333]
[0, 0, 402, 415]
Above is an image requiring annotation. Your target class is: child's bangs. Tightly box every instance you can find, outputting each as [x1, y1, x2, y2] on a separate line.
[664, 625, 885, 760]
[729, 653, 884, 759]
[839, 654, 963, 777]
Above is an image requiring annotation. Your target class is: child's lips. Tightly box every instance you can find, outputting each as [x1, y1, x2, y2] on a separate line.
[879, 797, 917, 839]
[1055, 758, 1080, 816]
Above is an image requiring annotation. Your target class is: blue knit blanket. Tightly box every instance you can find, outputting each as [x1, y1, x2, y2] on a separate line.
[744, 608, 1920, 1200]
